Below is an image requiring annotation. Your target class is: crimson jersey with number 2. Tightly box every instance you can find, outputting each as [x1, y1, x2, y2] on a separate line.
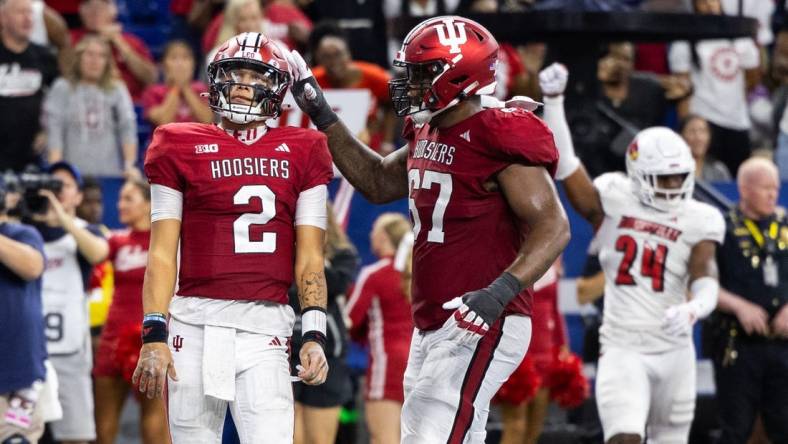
[405, 108, 558, 331]
[144, 123, 333, 303]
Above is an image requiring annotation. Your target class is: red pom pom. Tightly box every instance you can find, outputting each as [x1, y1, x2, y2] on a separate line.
[544, 349, 589, 409]
[113, 323, 143, 385]
[494, 355, 542, 405]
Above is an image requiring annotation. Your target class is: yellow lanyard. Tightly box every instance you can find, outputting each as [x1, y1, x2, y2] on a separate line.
[743, 219, 778, 248]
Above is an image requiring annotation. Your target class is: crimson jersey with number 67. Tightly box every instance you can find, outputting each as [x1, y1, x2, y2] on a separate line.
[593, 172, 725, 351]
[144, 123, 333, 303]
[405, 107, 558, 331]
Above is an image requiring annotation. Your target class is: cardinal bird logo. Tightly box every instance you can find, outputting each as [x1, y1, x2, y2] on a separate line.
[628, 141, 639, 161]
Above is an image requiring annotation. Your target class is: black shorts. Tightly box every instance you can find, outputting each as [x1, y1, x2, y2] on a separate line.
[292, 357, 352, 408]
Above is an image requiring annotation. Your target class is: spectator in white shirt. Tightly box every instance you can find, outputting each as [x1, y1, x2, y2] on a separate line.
[669, 0, 761, 175]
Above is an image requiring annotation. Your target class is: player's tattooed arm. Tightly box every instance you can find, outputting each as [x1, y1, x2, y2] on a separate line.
[323, 122, 409, 204]
[295, 225, 328, 310]
[499, 164, 571, 288]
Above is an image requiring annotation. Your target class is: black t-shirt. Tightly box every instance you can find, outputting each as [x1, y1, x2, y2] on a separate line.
[0, 42, 58, 172]
[574, 73, 668, 177]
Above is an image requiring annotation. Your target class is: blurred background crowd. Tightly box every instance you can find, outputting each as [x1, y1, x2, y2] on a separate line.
[1, 0, 787, 443]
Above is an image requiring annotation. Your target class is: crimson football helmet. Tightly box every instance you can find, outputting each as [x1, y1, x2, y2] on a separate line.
[389, 16, 499, 119]
[207, 32, 291, 124]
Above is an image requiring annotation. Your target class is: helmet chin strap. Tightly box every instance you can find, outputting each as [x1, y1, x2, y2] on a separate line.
[411, 97, 461, 125]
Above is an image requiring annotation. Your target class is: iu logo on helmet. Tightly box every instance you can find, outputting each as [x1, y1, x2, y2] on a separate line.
[436, 18, 467, 54]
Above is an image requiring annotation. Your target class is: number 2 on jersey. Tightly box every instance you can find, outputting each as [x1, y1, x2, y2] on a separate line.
[614, 234, 668, 292]
[408, 169, 452, 243]
[233, 185, 276, 253]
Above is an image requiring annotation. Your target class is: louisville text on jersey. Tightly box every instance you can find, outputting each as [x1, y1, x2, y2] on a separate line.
[617, 216, 682, 242]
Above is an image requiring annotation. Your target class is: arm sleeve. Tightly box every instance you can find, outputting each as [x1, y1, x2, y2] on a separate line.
[295, 185, 328, 229]
[150, 184, 184, 222]
[324, 248, 360, 303]
[115, 84, 138, 146]
[144, 126, 185, 191]
[485, 109, 559, 176]
[301, 133, 334, 191]
[344, 267, 377, 338]
[668, 41, 692, 73]
[542, 95, 580, 180]
[43, 79, 67, 151]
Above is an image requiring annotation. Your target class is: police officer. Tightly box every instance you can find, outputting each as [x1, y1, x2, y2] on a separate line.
[713, 157, 788, 444]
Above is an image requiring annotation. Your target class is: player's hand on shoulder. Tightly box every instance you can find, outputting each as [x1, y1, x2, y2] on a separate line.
[298, 341, 329, 386]
[538, 63, 569, 98]
[441, 290, 505, 346]
[132, 342, 178, 399]
[661, 303, 696, 337]
[285, 50, 338, 131]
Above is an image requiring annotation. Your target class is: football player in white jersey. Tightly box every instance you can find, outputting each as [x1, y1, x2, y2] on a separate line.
[539, 63, 725, 444]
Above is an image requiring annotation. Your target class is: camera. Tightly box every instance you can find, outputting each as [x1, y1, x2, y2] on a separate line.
[1, 170, 63, 218]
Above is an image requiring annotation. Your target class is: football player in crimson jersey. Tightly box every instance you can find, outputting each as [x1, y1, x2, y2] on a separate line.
[539, 63, 723, 444]
[288, 16, 570, 443]
[130, 32, 333, 443]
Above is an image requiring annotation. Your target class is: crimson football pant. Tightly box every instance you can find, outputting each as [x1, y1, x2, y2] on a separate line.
[166, 317, 294, 444]
[401, 315, 532, 444]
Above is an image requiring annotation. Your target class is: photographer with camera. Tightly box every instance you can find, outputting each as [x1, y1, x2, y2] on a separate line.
[33, 161, 107, 444]
[0, 176, 47, 443]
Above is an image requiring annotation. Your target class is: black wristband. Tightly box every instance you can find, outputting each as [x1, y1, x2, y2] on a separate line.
[302, 330, 327, 349]
[488, 272, 524, 306]
[141, 320, 168, 344]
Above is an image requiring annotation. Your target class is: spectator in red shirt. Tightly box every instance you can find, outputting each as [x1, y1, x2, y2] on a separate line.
[140, 40, 212, 127]
[310, 25, 396, 153]
[71, 0, 157, 101]
[346, 213, 414, 444]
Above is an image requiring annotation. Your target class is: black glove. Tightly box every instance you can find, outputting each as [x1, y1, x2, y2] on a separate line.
[441, 272, 522, 344]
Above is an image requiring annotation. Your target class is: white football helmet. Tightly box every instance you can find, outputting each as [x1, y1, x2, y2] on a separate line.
[625, 127, 695, 212]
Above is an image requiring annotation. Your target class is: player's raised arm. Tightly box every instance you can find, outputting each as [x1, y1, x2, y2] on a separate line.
[286, 50, 408, 204]
[539, 63, 605, 229]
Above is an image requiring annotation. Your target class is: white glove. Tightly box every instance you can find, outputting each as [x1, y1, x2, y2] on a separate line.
[539, 63, 569, 97]
[440, 297, 489, 346]
[284, 49, 313, 83]
[661, 304, 697, 337]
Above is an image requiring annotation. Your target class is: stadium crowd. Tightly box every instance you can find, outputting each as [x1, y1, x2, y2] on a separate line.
[1, 0, 787, 443]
